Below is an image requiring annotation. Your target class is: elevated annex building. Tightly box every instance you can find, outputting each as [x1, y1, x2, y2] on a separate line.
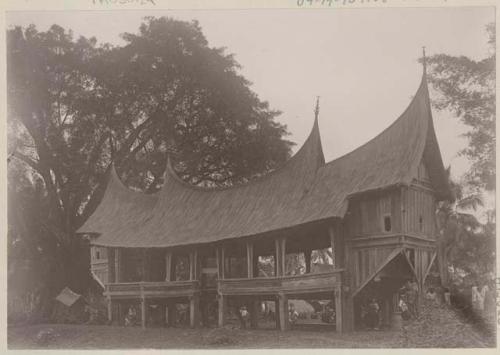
[79, 65, 451, 331]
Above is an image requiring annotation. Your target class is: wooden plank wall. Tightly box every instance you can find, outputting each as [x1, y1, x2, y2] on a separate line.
[91, 246, 109, 285]
[347, 190, 401, 237]
[350, 246, 399, 294]
[401, 186, 437, 238]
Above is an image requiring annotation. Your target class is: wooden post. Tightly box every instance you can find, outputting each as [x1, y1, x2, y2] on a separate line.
[108, 248, 116, 283]
[141, 298, 147, 329]
[165, 251, 173, 281]
[218, 246, 226, 279]
[246, 242, 254, 278]
[107, 297, 112, 323]
[274, 239, 282, 276]
[218, 294, 226, 327]
[167, 301, 176, 327]
[190, 250, 198, 280]
[189, 295, 200, 328]
[281, 238, 287, 276]
[335, 287, 343, 333]
[253, 251, 259, 277]
[275, 298, 280, 330]
[250, 299, 260, 328]
[142, 249, 149, 282]
[304, 249, 312, 274]
[278, 293, 289, 331]
[114, 248, 122, 283]
[159, 303, 167, 327]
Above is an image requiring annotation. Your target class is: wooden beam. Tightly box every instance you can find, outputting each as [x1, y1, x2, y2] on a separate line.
[218, 294, 226, 327]
[189, 295, 200, 328]
[141, 298, 147, 329]
[142, 249, 149, 282]
[246, 242, 254, 278]
[107, 297, 112, 323]
[304, 249, 312, 274]
[335, 287, 342, 333]
[274, 239, 281, 276]
[165, 251, 173, 281]
[281, 238, 287, 276]
[403, 249, 418, 280]
[167, 301, 176, 327]
[352, 247, 404, 296]
[422, 250, 437, 284]
[190, 249, 198, 281]
[216, 246, 225, 279]
[114, 248, 121, 283]
[251, 299, 260, 328]
[107, 248, 115, 283]
[278, 293, 289, 331]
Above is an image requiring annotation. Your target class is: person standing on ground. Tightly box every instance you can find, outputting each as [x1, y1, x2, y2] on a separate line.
[239, 305, 249, 329]
[366, 298, 380, 330]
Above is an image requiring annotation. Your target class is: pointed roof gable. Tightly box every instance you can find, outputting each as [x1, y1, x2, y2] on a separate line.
[77, 164, 158, 236]
[79, 68, 451, 248]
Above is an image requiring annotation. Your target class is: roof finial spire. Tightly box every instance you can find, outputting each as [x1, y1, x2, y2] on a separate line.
[422, 46, 427, 74]
[314, 96, 320, 121]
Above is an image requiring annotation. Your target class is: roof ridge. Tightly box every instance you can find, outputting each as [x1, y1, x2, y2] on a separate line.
[163, 114, 325, 192]
[323, 71, 428, 168]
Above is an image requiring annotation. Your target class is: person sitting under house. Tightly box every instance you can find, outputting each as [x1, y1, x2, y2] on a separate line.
[398, 294, 411, 321]
[365, 298, 380, 330]
[124, 305, 138, 326]
[405, 280, 418, 319]
[239, 305, 250, 329]
[289, 303, 299, 325]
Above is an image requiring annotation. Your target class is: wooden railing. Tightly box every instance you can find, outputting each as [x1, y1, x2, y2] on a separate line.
[105, 271, 343, 298]
[105, 280, 200, 298]
[218, 270, 343, 296]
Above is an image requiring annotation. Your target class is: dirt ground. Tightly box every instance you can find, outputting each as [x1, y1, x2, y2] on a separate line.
[8, 301, 494, 349]
[8, 323, 405, 349]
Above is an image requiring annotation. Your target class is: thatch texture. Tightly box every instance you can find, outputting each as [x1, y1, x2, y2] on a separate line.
[78, 72, 450, 248]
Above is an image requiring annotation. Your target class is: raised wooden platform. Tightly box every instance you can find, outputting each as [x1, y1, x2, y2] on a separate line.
[217, 271, 343, 297]
[105, 280, 200, 299]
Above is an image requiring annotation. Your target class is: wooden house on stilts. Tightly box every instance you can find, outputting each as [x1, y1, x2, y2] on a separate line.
[78, 63, 451, 332]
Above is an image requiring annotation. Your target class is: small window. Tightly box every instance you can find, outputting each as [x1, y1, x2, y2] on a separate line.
[419, 216, 423, 232]
[383, 215, 392, 232]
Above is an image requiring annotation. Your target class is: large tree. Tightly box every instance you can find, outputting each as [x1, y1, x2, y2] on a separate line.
[7, 17, 293, 318]
[425, 23, 495, 191]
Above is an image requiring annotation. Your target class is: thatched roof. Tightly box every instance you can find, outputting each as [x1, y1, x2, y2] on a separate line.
[78, 71, 451, 248]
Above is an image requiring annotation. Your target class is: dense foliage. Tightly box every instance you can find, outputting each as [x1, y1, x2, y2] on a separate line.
[7, 17, 292, 320]
[427, 24, 496, 296]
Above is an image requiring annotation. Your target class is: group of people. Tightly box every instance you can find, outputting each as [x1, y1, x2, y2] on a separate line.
[398, 279, 419, 320]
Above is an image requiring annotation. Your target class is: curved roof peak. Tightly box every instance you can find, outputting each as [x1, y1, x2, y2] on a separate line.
[162, 112, 325, 192]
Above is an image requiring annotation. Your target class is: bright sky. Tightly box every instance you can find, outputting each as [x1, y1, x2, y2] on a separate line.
[6, 7, 494, 183]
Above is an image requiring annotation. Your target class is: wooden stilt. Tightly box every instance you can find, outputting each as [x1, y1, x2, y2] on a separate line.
[190, 295, 200, 328]
[107, 297, 112, 323]
[250, 299, 260, 329]
[275, 298, 280, 330]
[335, 287, 343, 333]
[278, 293, 288, 331]
[304, 249, 311, 274]
[218, 294, 226, 327]
[141, 298, 147, 329]
[165, 251, 173, 281]
[167, 301, 176, 327]
[114, 248, 121, 283]
[246, 242, 254, 278]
